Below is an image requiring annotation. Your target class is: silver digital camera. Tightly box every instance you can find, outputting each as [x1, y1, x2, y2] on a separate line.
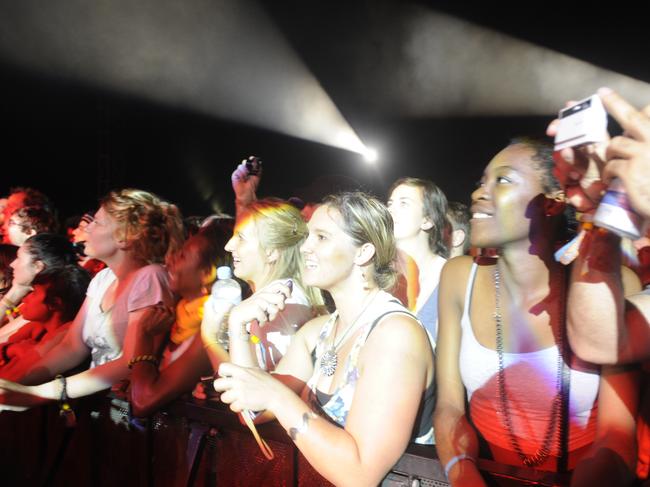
[553, 94, 608, 151]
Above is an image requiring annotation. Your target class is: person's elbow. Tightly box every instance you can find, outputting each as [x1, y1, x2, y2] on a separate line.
[128, 379, 160, 418]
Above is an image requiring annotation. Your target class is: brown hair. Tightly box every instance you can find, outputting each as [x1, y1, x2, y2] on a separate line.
[388, 178, 449, 257]
[323, 192, 397, 291]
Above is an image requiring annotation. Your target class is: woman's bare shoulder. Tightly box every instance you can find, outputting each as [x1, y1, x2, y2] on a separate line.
[296, 313, 330, 340]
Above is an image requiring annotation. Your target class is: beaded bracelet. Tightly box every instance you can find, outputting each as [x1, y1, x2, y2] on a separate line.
[127, 354, 159, 369]
[55, 374, 76, 427]
[4, 306, 20, 319]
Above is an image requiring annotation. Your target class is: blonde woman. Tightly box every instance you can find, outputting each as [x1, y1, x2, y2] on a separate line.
[202, 198, 320, 372]
[0, 189, 183, 408]
[213, 192, 434, 486]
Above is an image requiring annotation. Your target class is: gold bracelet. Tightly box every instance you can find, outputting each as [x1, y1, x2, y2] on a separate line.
[127, 354, 159, 369]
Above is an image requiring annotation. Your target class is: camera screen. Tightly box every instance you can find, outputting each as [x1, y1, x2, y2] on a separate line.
[559, 99, 592, 119]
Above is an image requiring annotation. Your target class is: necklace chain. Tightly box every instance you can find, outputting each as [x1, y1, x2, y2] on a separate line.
[319, 290, 379, 377]
[494, 265, 564, 468]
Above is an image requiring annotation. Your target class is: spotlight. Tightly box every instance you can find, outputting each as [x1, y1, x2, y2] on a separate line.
[362, 147, 378, 163]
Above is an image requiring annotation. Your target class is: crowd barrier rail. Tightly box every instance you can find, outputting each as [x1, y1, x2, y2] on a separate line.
[0, 392, 570, 486]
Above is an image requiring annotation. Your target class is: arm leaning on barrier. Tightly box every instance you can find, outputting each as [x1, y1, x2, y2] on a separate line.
[434, 257, 486, 487]
[128, 304, 213, 418]
[215, 310, 432, 487]
[0, 304, 167, 409]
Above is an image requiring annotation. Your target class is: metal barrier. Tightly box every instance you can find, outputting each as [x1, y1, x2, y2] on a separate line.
[0, 393, 569, 486]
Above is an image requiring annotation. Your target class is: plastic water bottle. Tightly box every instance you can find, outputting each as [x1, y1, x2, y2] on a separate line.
[593, 178, 643, 240]
[209, 266, 242, 349]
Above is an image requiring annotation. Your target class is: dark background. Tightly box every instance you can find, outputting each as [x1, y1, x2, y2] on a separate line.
[1, 0, 648, 220]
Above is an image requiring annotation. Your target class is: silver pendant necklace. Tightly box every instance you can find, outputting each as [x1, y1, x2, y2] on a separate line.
[319, 290, 380, 377]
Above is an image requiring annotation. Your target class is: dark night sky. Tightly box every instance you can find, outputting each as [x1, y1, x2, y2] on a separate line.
[1, 1, 648, 220]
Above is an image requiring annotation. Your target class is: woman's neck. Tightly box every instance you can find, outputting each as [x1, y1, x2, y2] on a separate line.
[499, 240, 559, 304]
[106, 253, 147, 281]
[250, 267, 277, 294]
[39, 312, 66, 333]
[396, 233, 437, 271]
[328, 278, 379, 328]
[397, 237, 445, 305]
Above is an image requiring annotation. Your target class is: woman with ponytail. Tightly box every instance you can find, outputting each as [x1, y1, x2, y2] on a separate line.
[201, 198, 322, 372]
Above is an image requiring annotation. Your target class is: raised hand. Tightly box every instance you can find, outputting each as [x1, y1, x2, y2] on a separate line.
[546, 102, 608, 213]
[599, 88, 650, 219]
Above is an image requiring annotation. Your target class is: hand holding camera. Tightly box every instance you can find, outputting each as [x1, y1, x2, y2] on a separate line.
[549, 92, 644, 238]
[548, 95, 609, 214]
[232, 156, 263, 208]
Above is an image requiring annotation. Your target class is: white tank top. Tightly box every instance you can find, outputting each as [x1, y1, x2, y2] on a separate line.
[459, 262, 600, 456]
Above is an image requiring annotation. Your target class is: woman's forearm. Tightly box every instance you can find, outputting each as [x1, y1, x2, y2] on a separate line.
[18, 337, 89, 385]
[226, 317, 259, 368]
[433, 406, 485, 486]
[266, 384, 388, 487]
[130, 335, 211, 417]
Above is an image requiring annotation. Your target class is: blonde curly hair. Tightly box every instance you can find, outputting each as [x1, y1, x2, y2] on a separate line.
[101, 189, 184, 264]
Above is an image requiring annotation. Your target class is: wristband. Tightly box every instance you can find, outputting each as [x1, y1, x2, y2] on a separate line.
[444, 453, 475, 479]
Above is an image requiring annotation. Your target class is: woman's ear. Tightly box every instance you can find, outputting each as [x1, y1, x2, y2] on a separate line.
[48, 296, 63, 314]
[266, 248, 280, 265]
[115, 236, 130, 250]
[354, 243, 376, 266]
[33, 259, 46, 274]
[420, 219, 434, 231]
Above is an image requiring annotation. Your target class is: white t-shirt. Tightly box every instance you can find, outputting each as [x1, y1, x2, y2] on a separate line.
[82, 264, 173, 367]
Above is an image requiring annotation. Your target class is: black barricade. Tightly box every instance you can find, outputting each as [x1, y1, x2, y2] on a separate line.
[0, 393, 569, 487]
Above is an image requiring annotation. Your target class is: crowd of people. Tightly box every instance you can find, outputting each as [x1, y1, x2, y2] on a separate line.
[0, 88, 648, 486]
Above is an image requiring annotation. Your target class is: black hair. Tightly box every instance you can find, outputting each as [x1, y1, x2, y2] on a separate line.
[198, 216, 235, 270]
[0, 244, 18, 289]
[509, 137, 577, 241]
[24, 233, 78, 270]
[32, 265, 91, 322]
[447, 201, 471, 254]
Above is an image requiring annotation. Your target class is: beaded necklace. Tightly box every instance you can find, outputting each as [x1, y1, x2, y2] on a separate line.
[493, 265, 566, 468]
